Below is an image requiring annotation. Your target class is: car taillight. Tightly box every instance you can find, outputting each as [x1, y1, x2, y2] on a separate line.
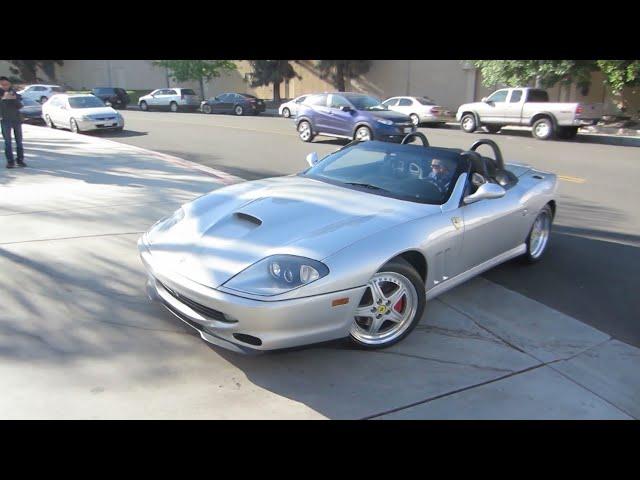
[576, 105, 583, 115]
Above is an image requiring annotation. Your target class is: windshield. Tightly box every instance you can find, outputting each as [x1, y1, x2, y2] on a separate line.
[68, 96, 106, 109]
[302, 141, 464, 205]
[346, 94, 388, 111]
[416, 97, 436, 105]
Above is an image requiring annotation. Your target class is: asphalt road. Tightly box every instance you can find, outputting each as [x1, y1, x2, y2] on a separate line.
[93, 110, 640, 347]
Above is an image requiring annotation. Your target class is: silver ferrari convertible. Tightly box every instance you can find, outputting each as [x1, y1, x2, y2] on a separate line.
[138, 134, 557, 353]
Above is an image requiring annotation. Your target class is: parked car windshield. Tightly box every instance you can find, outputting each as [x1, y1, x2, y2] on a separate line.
[302, 141, 465, 205]
[416, 97, 436, 105]
[345, 94, 388, 111]
[68, 96, 106, 109]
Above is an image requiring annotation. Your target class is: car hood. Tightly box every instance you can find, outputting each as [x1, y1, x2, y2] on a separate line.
[147, 175, 436, 288]
[366, 110, 411, 122]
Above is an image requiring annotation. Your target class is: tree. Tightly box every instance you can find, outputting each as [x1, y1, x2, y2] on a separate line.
[316, 60, 372, 91]
[152, 60, 237, 99]
[8, 60, 64, 83]
[596, 60, 640, 112]
[247, 60, 300, 102]
[472, 60, 598, 91]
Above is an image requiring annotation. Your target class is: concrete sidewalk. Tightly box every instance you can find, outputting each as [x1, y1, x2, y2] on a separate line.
[0, 125, 638, 419]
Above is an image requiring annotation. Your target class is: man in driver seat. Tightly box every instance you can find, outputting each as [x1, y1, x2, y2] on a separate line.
[428, 158, 453, 192]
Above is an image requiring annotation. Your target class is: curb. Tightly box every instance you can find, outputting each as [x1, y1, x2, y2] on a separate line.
[22, 124, 246, 186]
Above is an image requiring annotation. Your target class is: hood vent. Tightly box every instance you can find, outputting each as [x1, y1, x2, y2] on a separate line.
[234, 212, 262, 226]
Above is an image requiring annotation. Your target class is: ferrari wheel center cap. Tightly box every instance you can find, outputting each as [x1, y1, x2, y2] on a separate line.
[377, 305, 388, 314]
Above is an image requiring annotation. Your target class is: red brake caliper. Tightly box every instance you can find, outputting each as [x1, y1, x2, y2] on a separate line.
[393, 295, 405, 313]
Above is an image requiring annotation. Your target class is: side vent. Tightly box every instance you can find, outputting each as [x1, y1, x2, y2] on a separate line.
[234, 212, 262, 225]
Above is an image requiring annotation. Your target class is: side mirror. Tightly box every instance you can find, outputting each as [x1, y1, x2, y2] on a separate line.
[306, 152, 319, 167]
[463, 182, 505, 205]
[339, 105, 352, 112]
[481, 97, 489, 103]
[105, 101, 112, 107]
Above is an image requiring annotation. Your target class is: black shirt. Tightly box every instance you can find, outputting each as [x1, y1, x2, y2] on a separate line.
[0, 87, 23, 122]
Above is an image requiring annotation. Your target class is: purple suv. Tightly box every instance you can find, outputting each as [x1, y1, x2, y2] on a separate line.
[295, 92, 416, 143]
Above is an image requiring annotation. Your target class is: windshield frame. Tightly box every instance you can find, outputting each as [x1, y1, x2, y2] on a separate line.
[343, 94, 388, 111]
[68, 96, 108, 109]
[300, 141, 467, 205]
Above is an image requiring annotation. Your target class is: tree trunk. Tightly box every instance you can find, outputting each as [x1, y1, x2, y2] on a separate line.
[273, 81, 281, 102]
[199, 76, 205, 100]
[336, 63, 346, 91]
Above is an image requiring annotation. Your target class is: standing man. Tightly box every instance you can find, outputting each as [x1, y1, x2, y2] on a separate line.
[0, 76, 26, 168]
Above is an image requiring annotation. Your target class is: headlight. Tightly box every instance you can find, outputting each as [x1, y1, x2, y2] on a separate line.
[80, 115, 93, 121]
[376, 118, 394, 126]
[146, 207, 185, 244]
[223, 255, 329, 296]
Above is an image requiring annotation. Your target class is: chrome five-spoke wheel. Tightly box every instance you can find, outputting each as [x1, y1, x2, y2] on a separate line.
[350, 259, 425, 348]
[524, 205, 553, 263]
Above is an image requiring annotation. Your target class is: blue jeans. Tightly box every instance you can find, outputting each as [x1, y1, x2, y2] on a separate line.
[1, 118, 24, 163]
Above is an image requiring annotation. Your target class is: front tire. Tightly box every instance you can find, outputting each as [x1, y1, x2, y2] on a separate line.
[461, 113, 477, 133]
[70, 118, 80, 134]
[45, 115, 56, 129]
[297, 120, 314, 142]
[532, 117, 555, 140]
[354, 125, 373, 141]
[522, 205, 553, 263]
[139, 101, 148, 111]
[349, 258, 425, 349]
[282, 107, 291, 118]
[202, 104, 212, 114]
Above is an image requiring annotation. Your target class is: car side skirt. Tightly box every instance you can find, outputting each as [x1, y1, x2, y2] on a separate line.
[425, 244, 526, 300]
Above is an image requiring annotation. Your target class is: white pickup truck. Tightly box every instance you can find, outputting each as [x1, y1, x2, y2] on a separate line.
[456, 87, 602, 140]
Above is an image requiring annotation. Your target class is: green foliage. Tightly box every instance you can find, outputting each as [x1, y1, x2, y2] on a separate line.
[8, 60, 64, 82]
[152, 60, 237, 83]
[316, 60, 372, 91]
[597, 60, 640, 94]
[247, 60, 300, 101]
[472, 60, 598, 90]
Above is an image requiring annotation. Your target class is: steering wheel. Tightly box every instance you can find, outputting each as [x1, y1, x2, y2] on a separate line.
[469, 139, 504, 170]
[401, 132, 430, 146]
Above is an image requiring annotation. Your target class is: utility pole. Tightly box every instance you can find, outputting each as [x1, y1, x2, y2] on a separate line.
[106, 60, 112, 86]
[406, 60, 411, 95]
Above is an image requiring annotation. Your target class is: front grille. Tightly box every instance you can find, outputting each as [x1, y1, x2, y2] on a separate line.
[157, 280, 236, 323]
[93, 116, 116, 121]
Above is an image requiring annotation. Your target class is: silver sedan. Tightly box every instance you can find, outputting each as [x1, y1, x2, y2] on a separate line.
[138, 134, 557, 353]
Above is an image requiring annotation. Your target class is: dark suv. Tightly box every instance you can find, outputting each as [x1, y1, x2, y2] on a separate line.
[295, 92, 415, 143]
[91, 87, 130, 109]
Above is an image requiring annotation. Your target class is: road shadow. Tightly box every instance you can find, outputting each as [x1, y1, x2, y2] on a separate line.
[85, 130, 149, 139]
[484, 199, 640, 348]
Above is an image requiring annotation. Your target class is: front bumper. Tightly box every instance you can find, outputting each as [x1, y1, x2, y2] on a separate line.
[138, 237, 366, 353]
[77, 117, 124, 131]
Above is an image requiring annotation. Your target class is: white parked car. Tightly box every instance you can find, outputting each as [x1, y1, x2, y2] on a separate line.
[382, 96, 452, 127]
[278, 95, 310, 118]
[138, 88, 201, 112]
[18, 84, 66, 104]
[42, 94, 124, 133]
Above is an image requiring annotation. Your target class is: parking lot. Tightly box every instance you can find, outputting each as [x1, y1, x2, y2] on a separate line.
[103, 109, 640, 348]
[1, 124, 638, 419]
